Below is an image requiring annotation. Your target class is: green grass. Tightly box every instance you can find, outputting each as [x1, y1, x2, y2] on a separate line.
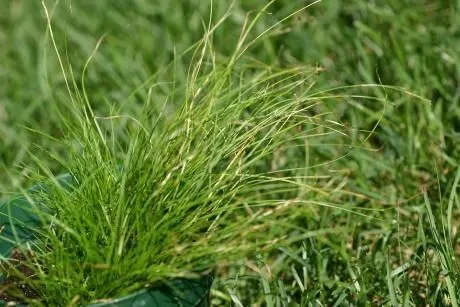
[0, 0, 459, 305]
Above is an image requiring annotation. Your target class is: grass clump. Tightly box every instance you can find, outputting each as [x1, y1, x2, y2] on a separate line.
[1, 0, 459, 305]
[0, 3, 361, 305]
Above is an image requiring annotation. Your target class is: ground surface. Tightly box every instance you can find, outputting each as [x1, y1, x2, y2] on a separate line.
[1, 0, 459, 306]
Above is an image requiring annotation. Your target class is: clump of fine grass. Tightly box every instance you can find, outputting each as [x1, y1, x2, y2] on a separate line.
[0, 2, 357, 305]
[2, 0, 459, 305]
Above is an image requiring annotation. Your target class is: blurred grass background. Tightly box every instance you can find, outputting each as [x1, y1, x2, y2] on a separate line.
[1, 0, 459, 305]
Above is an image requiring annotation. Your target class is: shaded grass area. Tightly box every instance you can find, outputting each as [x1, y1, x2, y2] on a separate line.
[0, 0, 459, 305]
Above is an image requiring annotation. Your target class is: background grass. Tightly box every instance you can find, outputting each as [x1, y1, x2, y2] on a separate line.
[1, 0, 459, 305]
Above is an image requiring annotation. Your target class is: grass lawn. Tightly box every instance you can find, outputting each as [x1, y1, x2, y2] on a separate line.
[1, 0, 459, 305]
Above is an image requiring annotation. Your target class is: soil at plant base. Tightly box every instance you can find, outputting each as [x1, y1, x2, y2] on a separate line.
[0, 249, 40, 303]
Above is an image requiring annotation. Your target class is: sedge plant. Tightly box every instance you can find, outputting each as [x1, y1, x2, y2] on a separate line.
[0, 1, 393, 305]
